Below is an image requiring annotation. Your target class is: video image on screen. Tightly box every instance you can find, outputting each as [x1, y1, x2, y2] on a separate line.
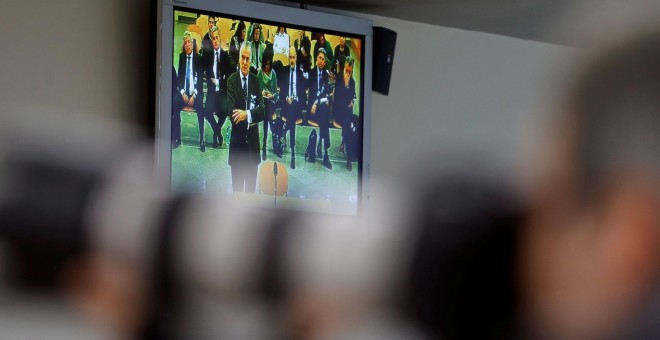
[170, 8, 364, 215]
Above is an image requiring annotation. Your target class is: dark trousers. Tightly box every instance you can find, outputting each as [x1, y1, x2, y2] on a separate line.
[339, 113, 357, 161]
[316, 104, 331, 153]
[197, 110, 218, 142]
[173, 93, 212, 143]
[231, 162, 258, 193]
[262, 116, 277, 150]
[171, 107, 181, 147]
[262, 100, 280, 154]
[204, 91, 229, 139]
[282, 102, 300, 152]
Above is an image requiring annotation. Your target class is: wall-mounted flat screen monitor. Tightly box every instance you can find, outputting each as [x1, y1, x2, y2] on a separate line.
[156, 0, 372, 215]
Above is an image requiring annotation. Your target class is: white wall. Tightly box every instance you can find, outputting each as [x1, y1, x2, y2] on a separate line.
[0, 0, 152, 125]
[363, 14, 574, 184]
[0, 1, 574, 185]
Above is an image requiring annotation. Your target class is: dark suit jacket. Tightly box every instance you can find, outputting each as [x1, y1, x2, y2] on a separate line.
[227, 71, 265, 166]
[279, 65, 306, 113]
[228, 37, 242, 73]
[205, 48, 232, 95]
[308, 67, 332, 110]
[176, 52, 204, 99]
[202, 32, 213, 51]
[333, 76, 356, 118]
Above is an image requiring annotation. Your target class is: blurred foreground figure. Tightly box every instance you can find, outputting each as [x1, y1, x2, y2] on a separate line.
[0, 112, 523, 340]
[401, 169, 525, 340]
[521, 27, 660, 339]
[0, 113, 159, 338]
[0, 112, 429, 339]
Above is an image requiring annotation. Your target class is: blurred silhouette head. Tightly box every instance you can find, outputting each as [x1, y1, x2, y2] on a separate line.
[300, 36, 310, 58]
[522, 27, 660, 339]
[233, 21, 246, 43]
[404, 170, 525, 340]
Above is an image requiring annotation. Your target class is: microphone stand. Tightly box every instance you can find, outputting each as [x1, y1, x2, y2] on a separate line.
[273, 161, 278, 207]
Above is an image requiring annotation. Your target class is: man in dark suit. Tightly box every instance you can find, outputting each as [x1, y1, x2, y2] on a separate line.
[204, 26, 231, 148]
[308, 47, 333, 169]
[279, 48, 305, 169]
[172, 31, 209, 152]
[227, 42, 265, 193]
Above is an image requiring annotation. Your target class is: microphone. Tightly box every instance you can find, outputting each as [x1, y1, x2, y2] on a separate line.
[273, 161, 278, 197]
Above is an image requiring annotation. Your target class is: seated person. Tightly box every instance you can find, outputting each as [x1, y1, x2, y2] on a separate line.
[334, 36, 351, 76]
[203, 26, 232, 148]
[273, 26, 290, 56]
[278, 48, 305, 169]
[172, 31, 208, 152]
[228, 20, 246, 72]
[313, 33, 334, 71]
[332, 57, 357, 171]
[248, 23, 265, 75]
[257, 45, 279, 160]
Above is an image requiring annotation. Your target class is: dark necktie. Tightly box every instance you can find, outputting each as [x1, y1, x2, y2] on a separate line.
[185, 55, 191, 94]
[214, 51, 219, 80]
[290, 70, 294, 98]
[242, 76, 248, 109]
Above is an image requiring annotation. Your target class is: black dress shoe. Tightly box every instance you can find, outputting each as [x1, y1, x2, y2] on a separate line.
[212, 134, 222, 148]
[346, 160, 352, 171]
[305, 148, 315, 163]
[200, 140, 206, 152]
[291, 155, 296, 169]
[276, 145, 283, 159]
[323, 154, 332, 170]
[273, 137, 282, 158]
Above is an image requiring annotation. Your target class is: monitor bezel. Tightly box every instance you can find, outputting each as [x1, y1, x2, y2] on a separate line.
[155, 0, 373, 213]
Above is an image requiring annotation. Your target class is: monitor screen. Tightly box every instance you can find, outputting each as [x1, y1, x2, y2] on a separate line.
[156, 0, 372, 215]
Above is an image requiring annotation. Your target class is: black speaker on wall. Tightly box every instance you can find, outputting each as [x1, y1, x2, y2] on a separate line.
[372, 26, 397, 95]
